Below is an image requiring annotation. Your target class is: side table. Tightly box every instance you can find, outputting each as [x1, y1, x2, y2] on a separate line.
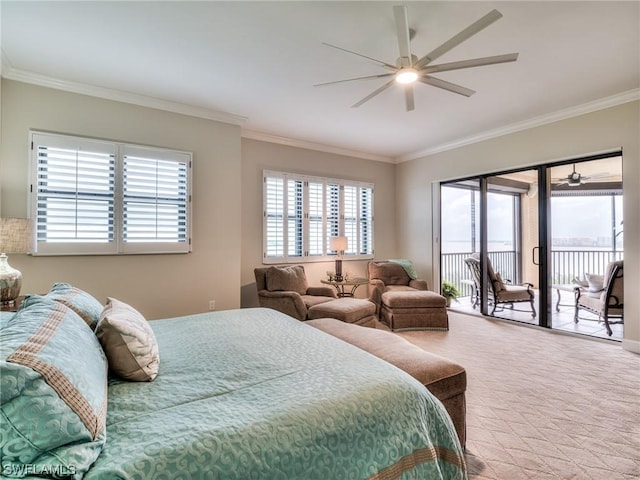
[552, 284, 579, 312]
[321, 278, 369, 298]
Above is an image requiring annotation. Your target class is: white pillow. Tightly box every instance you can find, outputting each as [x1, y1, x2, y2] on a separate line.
[572, 276, 588, 288]
[95, 298, 160, 382]
[585, 273, 605, 293]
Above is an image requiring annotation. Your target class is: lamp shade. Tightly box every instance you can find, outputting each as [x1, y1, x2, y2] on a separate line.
[329, 236, 348, 253]
[0, 218, 33, 254]
[0, 218, 33, 304]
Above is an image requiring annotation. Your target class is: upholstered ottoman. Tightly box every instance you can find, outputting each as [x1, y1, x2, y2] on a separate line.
[307, 318, 466, 447]
[307, 298, 377, 327]
[381, 290, 449, 331]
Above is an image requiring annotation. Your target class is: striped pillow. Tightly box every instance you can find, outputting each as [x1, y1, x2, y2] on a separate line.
[0, 296, 108, 477]
[45, 282, 104, 330]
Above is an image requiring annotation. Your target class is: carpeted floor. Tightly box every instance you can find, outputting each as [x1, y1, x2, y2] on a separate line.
[396, 312, 640, 480]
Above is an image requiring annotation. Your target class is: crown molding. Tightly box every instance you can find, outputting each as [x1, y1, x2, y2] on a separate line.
[241, 130, 394, 163]
[3, 59, 636, 164]
[397, 88, 640, 163]
[2, 64, 247, 126]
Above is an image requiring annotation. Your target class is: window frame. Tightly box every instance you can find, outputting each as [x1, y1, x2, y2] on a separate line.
[29, 131, 192, 256]
[262, 170, 374, 264]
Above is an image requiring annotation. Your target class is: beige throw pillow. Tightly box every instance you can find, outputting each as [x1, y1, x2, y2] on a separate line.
[266, 266, 308, 295]
[95, 298, 160, 382]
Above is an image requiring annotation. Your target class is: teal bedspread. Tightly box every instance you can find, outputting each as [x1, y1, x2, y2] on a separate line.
[57, 308, 466, 479]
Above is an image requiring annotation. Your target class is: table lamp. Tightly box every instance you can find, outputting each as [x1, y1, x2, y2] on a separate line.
[0, 218, 32, 306]
[329, 236, 348, 282]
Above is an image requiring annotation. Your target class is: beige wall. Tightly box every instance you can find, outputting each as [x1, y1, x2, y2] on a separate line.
[396, 101, 640, 352]
[1, 80, 242, 319]
[240, 138, 396, 306]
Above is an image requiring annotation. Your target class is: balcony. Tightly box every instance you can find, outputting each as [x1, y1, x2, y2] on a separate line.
[442, 249, 624, 341]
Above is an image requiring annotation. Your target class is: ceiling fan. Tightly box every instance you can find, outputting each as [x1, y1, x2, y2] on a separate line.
[553, 164, 612, 187]
[315, 5, 519, 111]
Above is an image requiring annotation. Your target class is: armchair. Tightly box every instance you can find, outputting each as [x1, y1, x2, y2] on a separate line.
[367, 260, 448, 331]
[254, 265, 337, 320]
[464, 253, 536, 318]
[574, 260, 623, 336]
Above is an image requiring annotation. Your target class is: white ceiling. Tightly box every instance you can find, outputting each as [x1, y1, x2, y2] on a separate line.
[1, 1, 639, 162]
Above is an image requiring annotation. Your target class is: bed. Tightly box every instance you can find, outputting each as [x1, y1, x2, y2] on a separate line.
[1, 291, 466, 480]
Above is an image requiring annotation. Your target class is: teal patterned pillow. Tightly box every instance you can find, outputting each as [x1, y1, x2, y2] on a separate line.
[0, 296, 108, 478]
[45, 282, 104, 329]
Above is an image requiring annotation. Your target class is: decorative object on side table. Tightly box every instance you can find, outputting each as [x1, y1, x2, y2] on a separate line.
[329, 236, 348, 282]
[441, 280, 461, 307]
[0, 218, 33, 306]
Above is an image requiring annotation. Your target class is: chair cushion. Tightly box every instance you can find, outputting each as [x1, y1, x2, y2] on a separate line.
[301, 294, 335, 309]
[381, 290, 447, 308]
[495, 285, 532, 302]
[265, 265, 308, 295]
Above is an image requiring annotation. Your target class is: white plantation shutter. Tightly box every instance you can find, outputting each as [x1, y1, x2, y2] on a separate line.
[308, 181, 324, 256]
[287, 179, 304, 258]
[359, 186, 374, 255]
[326, 183, 340, 253]
[263, 171, 373, 263]
[265, 176, 284, 257]
[33, 134, 116, 255]
[343, 185, 357, 254]
[121, 147, 190, 253]
[30, 132, 191, 255]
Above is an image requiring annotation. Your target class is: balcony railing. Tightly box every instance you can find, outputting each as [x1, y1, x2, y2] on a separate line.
[441, 251, 516, 298]
[442, 249, 623, 296]
[551, 249, 623, 284]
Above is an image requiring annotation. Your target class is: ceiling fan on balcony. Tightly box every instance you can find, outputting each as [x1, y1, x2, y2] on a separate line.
[314, 5, 519, 111]
[553, 164, 613, 187]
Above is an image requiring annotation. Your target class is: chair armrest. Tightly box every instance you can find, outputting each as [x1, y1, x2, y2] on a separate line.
[306, 286, 338, 298]
[257, 290, 307, 320]
[409, 279, 430, 291]
[367, 279, 386, 315]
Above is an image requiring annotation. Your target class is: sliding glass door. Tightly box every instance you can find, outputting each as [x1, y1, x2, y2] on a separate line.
[439, 152, 623, 340]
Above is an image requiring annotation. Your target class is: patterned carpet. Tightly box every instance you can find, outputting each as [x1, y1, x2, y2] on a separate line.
[397, 313, 640, 479]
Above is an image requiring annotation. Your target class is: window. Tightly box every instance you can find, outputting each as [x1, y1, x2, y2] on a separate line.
[263, 170, 374, 263]
[30, 131, 191, 255]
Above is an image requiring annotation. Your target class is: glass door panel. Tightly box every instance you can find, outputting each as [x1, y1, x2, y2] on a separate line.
[440, 180, 480, 309]
[485, 171, 539, 323]
[549, 156, 623, 338]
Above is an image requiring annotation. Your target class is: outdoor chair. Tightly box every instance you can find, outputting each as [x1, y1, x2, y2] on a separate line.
[574, 260, 623, 336]
[464, 253, 536, 318]
[254, 265, 336, 320]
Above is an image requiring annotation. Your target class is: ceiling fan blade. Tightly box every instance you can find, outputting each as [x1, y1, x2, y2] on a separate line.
[393, 5, 412, 66]
[405, 85, 415, 111]
[322, 42, 397, 71]
[314, 73, 395, 88]
[351, 79, 395, 108]
[419, 75, 476, 97]
[415, 9, 503, 69]
[421, 53, 519, 74]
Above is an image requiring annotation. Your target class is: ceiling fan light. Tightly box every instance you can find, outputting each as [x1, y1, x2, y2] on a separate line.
[395, 68, 419, 84]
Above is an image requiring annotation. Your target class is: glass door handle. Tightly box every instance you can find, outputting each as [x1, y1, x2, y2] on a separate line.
[532, 246, 540, 265]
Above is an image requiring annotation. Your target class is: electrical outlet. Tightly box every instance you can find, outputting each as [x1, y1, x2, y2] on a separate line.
[208, 300, 216, 311]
